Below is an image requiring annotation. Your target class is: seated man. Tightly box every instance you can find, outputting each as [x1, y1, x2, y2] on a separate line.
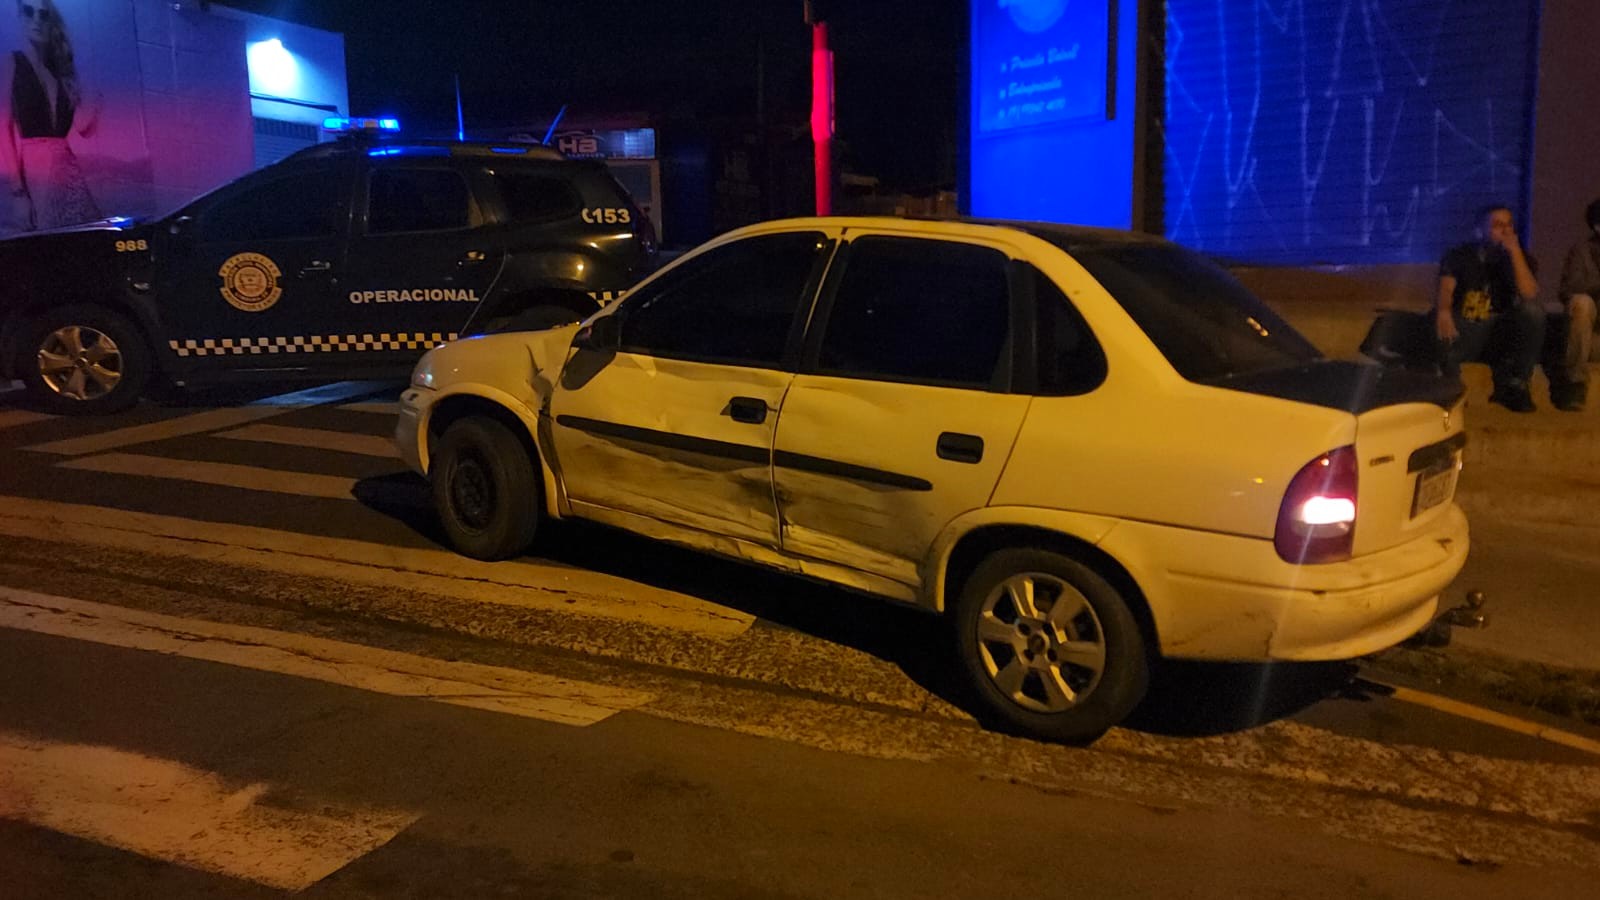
[1552, 198, 1600, 412]
[1435, 204, 1544, 412]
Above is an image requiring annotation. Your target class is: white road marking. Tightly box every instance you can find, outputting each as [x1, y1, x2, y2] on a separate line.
[0, 496, 757, 638]
[0, 730, 417, 891]
[0, 409, 54, 430]
[217, 423, 400, 458]
[58, 453, 359, 500]
[0, 588, 655, 727]
[339, 400, 400, 415]
[23, 381, 386, 456]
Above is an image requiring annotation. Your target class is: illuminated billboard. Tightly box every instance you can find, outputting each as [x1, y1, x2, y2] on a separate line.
[966, 0, 1137, 228]
[973, 0, 1111, 134]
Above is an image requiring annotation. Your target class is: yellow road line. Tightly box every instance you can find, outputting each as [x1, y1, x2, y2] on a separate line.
[59, 453, 359, 500]
[1373, 680, 1600, 757]
[217, 423, 400, 458]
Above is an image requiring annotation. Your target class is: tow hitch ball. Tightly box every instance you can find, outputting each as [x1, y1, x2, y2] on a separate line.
[1408, 590, 1487, 648]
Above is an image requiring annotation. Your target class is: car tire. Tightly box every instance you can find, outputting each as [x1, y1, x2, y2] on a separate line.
[953, 548, 1149, 745]
[431, 415, 542, 561]
[20, 305, 152, 415]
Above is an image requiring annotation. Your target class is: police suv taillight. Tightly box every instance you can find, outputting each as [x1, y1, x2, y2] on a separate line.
[1274, 446, 1358, 564]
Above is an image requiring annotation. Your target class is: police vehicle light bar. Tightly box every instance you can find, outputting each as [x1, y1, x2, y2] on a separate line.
[324, 117, 401, 133]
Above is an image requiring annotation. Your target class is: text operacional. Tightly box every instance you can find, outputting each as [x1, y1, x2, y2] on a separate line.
[349, 289, 481, 304]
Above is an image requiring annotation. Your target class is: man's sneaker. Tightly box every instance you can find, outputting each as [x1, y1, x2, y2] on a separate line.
[1490, 383, 1537, 413]
[1551, 382, 1587, 412]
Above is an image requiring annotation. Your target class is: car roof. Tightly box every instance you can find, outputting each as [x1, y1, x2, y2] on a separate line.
[284, 137, 572, 165]
[723, 215, 1171, 251]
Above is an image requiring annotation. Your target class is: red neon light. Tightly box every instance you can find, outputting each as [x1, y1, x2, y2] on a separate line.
[810, 22, 833, 216]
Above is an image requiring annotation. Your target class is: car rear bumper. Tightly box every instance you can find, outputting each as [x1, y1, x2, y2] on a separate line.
[1100, 504, 1469, 661]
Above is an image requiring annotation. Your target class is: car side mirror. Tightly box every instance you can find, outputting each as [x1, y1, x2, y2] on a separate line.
[572, 314, 621, 352]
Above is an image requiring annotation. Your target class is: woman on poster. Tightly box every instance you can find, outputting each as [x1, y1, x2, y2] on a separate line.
[3, 0, 99, 232]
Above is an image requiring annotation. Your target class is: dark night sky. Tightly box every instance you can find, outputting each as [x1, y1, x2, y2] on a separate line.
[221, 1, 967, 189]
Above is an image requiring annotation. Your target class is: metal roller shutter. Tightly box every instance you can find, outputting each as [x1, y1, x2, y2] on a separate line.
[1161, 0, 1540, 265]
[253, 118, 321, 169]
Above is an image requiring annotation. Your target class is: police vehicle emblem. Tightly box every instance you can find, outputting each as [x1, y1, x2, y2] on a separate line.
[218, 253, 283, 313]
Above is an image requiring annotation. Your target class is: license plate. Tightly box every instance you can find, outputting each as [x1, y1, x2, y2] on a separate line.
[1411, 463, 1458, 517]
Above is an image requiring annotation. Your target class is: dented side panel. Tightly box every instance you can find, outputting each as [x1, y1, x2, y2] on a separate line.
[772, 375, 1031, 588]
[549, 351, 791, 547]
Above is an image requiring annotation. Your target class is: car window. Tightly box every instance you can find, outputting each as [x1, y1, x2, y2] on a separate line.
[816, 236, 1010, 389]
[616, 231, 829, 368]
[367, 168, 471, 234]
[1030, 266, 1106, 395]
[198, 169, 346, 243]
[493, 172, 580, 222]
[1066, 243, 1321, 381]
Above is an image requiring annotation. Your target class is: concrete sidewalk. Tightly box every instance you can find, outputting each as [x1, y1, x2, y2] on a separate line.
[1261, 277, 1599, 680]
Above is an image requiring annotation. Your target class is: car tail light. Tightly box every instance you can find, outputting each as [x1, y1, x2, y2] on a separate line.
[1275, 446, 1358, 564]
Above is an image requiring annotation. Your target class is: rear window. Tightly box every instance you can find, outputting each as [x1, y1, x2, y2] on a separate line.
[494, 172, 581, 222]
[1067, 243, 1321, 381]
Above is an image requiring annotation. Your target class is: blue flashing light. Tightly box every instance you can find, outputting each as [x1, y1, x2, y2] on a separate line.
[368, 147, 403, 157]
[490, 146, 525, 155]
[324, 117, 402, 134]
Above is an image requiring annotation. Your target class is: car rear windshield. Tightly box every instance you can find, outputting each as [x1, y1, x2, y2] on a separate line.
[1065, 242, 1322, 381]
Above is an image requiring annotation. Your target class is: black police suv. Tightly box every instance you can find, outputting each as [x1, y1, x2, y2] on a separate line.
[0, 138, 655, 414]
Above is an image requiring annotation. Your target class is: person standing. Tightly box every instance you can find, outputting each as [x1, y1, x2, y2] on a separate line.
[6, 0, 99, 232]
[1435, 204, 1544, 412]
[1551, 198, 1600, 412]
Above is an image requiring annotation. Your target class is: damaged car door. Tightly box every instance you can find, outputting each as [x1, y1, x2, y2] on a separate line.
[548, 229, 837, 547]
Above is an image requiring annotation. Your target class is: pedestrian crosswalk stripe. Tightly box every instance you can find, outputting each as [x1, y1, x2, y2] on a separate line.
[339, 400, 401, 414]
[217, 423, 400, 459]
[0, 409, 53, 431]
[24, 381, 385, 456]
[0, 728, 417, 891]
[0, 496, 757, 639]
[59, 453, 360, 499]
[0, 588, 656, 727]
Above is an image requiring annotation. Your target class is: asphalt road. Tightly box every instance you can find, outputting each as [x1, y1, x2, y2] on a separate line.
[1, 380, 1597, 896]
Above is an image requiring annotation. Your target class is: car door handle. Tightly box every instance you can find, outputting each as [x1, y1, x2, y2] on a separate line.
[727, 396, 768, 425]
[459, 250, 487, 266]
[937, 432, 984, 464]
[300, 260, 332, 276]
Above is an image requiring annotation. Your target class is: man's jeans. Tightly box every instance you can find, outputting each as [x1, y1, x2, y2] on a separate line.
[1438, 300, 1547, 387]
[1559, 294, 1596, 386]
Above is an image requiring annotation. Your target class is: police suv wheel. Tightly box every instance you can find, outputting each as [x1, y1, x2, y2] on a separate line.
[22, 305, 151, 415]
[431, 416, 542, 561]
[953, 549, 1149, 745]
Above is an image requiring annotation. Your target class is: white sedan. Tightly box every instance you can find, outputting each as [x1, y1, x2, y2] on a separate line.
[397, 217, 1469, 743]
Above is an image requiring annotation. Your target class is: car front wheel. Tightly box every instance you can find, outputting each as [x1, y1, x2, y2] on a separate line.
[953, 548, 1149, 744]
[431, 416, 542, 561]
[22, 305, 151, 415]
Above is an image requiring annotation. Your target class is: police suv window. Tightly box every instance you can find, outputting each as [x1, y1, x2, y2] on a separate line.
[617, 232, 829, 368]
[199, 170, 346, 243]
[367, 169, 471, 234]
[816, 237, 1010, 389]
[494, 172, 580, 222]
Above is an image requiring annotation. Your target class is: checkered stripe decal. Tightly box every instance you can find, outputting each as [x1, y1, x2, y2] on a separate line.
[587, 290, 626, 306]
[167, 333, 458, 358]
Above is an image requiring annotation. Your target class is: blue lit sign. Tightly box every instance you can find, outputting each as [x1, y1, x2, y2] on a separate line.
[966, 0, 1135, 229]
[974, 0, 1110, 133]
